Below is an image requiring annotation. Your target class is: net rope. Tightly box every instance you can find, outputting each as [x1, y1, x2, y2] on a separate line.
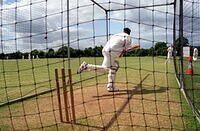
[0, 0, 200, 130]
[175, 0, 200, 125]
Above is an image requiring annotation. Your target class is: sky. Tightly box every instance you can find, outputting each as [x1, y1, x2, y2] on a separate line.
[0, 0, 199, 53]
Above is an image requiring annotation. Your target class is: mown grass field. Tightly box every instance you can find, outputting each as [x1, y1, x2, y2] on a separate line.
[182, 58, 200, 128]
[0, 57, 199, 130]
[0, 57, 175, 104]
[183, 58, 200, 104]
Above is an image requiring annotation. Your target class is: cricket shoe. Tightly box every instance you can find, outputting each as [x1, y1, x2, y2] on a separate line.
[107, 87, 119, 92]
[77, 61, 88, 74]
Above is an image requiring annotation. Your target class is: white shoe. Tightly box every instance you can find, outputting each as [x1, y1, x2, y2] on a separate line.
[107, 87, 119, 92]
[77, 61, 88, 74]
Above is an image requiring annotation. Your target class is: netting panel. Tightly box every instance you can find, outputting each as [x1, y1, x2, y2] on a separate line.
[0, 0, 199, 130]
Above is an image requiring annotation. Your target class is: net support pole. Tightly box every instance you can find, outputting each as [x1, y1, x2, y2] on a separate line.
[105, 11, 109, 41]
[68, 69, 76, 123]
[90, 0, 107, 11]
[179, 0, 185, 89]
[61, 68, 70, 122]
[67, 0, 70, 69]
[173, 0, 179, 79]
[55, 69, 63, 122]
[108, 2, 174, 12]
[66, 0, 71, 122]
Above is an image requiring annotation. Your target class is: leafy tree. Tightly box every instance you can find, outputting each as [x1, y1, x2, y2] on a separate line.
[93, 46, 103, 57]
[70, 48, 77, 58]
[175, 37, 189, 56]
[148, 47, 155, 56]
[23, 52, 29, 59]
[84, 47, 94, 57]
[0, 53, 5, 59]
[56, 46, 79, 58]
[31, 49, 39, 56]
[38, 50, 46, 58]
[7, 51, 22, 59]
[57, 46, 68, 57]
[46, 48, 55, 58]
[127, 48, 148, 57]
[15, 51, 23, 59]
[75, 49, 84, 57]
[137, 49, 148, 56]
[154, 42, 168, 56]
[1, 43, 176, 59]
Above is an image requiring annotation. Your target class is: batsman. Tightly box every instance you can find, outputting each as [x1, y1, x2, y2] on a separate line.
[77, 28, 140, 92]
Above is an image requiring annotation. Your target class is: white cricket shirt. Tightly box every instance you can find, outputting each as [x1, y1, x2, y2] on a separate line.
[102, 32, 132, 57]
[167, 46, 173, 58]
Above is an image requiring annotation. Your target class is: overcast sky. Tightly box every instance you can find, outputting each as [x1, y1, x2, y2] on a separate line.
[0, 0, 199, 53]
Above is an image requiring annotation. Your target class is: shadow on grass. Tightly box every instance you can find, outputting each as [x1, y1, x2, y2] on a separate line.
[63, 86, 167, 131]
[91, 86, 167, 130]
[72, 73, 167, 130]
[62, 122, 104, 130]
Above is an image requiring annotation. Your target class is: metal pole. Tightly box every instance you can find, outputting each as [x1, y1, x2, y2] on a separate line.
[108, 2, 174, 12]
[173, 0, 179, 79]
[67, 0, 76, 123]
[105, 11, 109, 41]
[90, 0, 107, 11]
[67, 0, 70, 69]
[179, 0, 184, 88]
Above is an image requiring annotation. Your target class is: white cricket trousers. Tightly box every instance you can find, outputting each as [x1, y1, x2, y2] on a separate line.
[166, 51, 172, 63]
[86, 51, 119, 88]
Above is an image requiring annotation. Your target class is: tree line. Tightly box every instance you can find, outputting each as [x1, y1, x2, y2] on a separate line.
[0, 42, 168, 59]
[0, 39, 199, 59]
[0, 46, 105, 59]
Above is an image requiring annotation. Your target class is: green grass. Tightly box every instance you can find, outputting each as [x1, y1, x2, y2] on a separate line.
[182, 58, 200, 129]
[0, 56, 199, 130]
[0, 57, 175, 103]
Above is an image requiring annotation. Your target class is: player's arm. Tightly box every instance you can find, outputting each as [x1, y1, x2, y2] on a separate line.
[125, 44, 140, 52]
[167, 47, 170, 52]
[119, 44, 140, 57]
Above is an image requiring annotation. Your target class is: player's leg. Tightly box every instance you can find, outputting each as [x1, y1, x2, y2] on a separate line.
[107, 60, 119, 92]
[85, 51, 113, 73]
[77, 51, 109, 74]
[167, 52, 172, 63]
[77, 61, 109, 74]
[101, 51, 119, 91]
[87, 53, 110, 72]
[77, 61, 88, 74]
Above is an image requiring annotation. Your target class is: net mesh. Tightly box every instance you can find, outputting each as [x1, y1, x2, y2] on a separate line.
[174, 0, 200, 127]
[0, 0, 199, 130]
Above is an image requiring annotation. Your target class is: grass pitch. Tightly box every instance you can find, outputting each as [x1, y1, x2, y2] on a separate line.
[182, 58, 200, 128]
[0, 57, 198, 130]
[0, 57, 174, 103]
